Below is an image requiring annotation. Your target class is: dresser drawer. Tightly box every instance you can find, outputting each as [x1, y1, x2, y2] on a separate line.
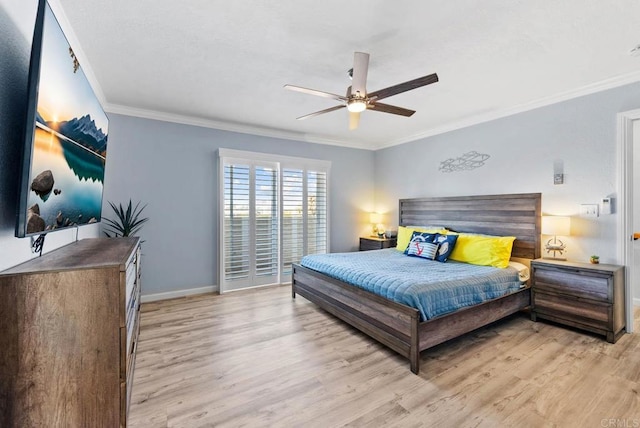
[533, 266, 610, 302]
[120, 381, 127, 428]
[533, 291, 610, 328]
[125, 260, 137, 310]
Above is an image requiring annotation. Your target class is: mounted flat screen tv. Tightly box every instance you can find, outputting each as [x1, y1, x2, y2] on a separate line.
[15, 0, 108, 238]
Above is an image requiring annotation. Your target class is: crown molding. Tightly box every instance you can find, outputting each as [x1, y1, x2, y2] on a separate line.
[106, 69, 640, 153]
[376, 70, 640, 150]
[103, 103, 375, 150]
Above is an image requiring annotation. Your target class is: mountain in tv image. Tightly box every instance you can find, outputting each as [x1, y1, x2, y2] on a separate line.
[41, 114, 108, 157]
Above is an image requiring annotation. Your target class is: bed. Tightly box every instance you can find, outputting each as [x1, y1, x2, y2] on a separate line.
[291, 193, 541, 374]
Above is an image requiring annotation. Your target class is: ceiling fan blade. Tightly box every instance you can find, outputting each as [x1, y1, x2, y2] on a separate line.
[368, 102, 415, 117]
[284, 84, 347, 102]
[351, 52, 369, 96]
[367, 73, 438, 101]
[349, 111, 360, 130]
[296, 105, 345, 120]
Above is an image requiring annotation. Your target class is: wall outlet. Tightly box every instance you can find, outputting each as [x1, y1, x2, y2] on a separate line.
[580, 204, 599, 217]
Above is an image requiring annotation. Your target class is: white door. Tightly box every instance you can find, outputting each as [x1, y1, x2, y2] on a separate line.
[633, 120, 640, 311]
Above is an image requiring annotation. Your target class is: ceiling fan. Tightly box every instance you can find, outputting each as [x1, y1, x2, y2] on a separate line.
[284, 52, 438, 130]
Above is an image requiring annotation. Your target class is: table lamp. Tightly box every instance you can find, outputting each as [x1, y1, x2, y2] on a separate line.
[369, 213, 384, 237]
[542, 216, 570, 260]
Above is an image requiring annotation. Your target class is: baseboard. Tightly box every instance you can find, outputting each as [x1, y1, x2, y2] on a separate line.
[634, 298, 640, 307]
[141, 285, 218, 303]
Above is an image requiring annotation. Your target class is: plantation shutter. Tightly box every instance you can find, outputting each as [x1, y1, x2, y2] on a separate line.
[219, 149, 330, 292]
[223, 164, 250, 283]
[281, 169, 304, 276]
[280, 167, 329, 276]
[222, 161, 278, 292]
[254, 166, 278, 278]
[306, 170, 327, 256]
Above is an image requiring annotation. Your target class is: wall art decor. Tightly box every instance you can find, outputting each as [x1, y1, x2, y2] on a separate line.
[439, 151, 490, 173]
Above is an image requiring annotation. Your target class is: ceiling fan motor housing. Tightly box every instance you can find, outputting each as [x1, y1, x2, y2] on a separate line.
[285, 51, 438, 128]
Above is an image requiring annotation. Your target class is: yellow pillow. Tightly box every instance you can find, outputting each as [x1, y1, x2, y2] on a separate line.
[449, 234, 516, 268]
[395, 226, 446, 251]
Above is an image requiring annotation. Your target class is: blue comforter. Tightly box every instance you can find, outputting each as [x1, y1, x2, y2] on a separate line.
[300, 249, 523, 321]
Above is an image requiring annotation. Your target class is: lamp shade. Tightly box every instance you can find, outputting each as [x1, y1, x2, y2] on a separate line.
[542, 216, 570, 236]
[369, 212, 382, 224]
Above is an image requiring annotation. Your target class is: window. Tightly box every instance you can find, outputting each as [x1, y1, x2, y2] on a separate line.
[280, 168, 328, 276]
[219, 149, 330, 292]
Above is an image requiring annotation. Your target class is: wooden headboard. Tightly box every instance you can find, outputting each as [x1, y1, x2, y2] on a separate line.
[399, 193, 541, 259]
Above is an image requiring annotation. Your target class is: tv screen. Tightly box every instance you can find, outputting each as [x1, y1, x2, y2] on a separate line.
[15, 0, 108, 238]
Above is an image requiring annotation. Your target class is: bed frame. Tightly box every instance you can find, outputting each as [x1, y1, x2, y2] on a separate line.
[292, 193, 541, 374]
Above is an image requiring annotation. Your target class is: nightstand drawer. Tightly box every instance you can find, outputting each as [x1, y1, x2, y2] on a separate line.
[533, 291, 610, 326]
[533, 267, 610, 302]
[359, 237, 397, 251]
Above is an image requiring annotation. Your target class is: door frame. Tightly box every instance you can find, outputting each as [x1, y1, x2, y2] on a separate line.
[617, 108, 640, 332]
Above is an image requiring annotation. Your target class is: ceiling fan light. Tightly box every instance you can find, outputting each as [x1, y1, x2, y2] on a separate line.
[347, 99, 366, 113]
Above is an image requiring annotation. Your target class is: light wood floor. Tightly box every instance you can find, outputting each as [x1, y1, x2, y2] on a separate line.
[129, 286, 640, 427]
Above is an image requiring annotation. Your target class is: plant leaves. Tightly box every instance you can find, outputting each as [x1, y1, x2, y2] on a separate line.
[102, 199, 149, 238]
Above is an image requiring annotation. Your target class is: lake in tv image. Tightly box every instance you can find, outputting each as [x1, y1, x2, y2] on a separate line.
[26, 125, 105, 231]
[23, 1, 109, 234]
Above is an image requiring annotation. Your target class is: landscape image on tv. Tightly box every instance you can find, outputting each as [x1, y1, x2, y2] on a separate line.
[23, 2, 108, 236]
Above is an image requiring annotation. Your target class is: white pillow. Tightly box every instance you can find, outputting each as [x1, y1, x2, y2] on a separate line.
[508, 261, 530, 282]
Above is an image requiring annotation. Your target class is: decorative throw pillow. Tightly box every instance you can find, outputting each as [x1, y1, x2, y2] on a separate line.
[449, 233, 516, 268]
[396, 226, 446, 252]
[432, 233, 458, 262]
[406, 240, 439, 260]
[404, 231, 437, 254]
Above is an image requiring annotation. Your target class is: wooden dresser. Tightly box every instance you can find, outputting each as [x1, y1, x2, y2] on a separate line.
[530, 259, 625, 343]
[0, 237, 142, 427]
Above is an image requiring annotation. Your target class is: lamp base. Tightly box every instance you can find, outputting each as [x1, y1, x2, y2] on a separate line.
[542, 256, 566, 261]
[544, 237, 566, 260]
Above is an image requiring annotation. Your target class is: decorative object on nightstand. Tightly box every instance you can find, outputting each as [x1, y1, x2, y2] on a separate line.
[384, 230, 397, 239]
[369, 212, 385, 238]
[359, 236, 397, 251]
[530, 259, 625, 343]
[542, 215, 570, 260]
[590, 255, 600, 264]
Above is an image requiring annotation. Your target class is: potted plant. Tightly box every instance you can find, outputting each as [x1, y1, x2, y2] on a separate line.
[590, 255, 600, 264]
[103, 200, 149, 237]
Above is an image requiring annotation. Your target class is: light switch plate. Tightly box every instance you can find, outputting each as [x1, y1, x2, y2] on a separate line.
[580, 204, 599, 217]
[554, 173, 564, 185]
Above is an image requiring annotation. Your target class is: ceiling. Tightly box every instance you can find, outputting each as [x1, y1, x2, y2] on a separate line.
[56, 0, 640, 150]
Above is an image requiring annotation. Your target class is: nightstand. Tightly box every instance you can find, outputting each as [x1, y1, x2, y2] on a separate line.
[530, 259, 625, 343]
[359, 236, 397, 251]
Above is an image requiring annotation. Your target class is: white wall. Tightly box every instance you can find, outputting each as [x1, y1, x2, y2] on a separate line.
[375, 82, 640, 271]
[103, 114, 375, 297]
